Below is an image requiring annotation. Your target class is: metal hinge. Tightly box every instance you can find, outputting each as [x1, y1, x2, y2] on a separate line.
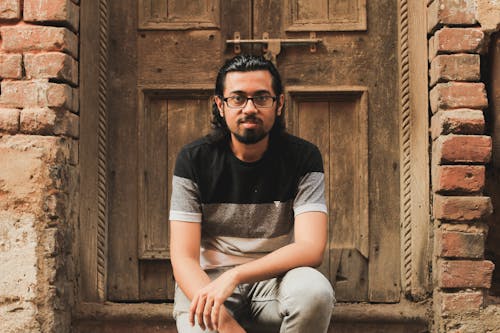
[226, 32, 321, 64]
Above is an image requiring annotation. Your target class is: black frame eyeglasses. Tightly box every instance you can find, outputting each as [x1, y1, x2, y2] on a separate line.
[221, 95, 277, 109]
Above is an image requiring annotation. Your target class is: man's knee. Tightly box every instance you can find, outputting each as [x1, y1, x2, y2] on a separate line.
[281, 267, 335, 312]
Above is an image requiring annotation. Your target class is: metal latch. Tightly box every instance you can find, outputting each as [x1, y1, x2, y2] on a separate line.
[226, 32, 321, 64]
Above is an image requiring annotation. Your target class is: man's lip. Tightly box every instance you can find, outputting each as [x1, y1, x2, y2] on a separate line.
[241, 122, 258, 128]
[238, 118, 261, 124]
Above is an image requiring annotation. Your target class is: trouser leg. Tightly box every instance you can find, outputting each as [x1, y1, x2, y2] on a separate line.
[246, 267, 335, 333]
[173, 268, 248, 333]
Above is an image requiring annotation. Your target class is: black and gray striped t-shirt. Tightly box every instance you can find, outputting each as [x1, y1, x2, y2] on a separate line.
[169, 133, 327, 269]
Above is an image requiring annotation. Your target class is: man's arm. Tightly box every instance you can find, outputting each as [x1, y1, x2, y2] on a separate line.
[189, 211, 328, 330]
[170, 220, 245, 332]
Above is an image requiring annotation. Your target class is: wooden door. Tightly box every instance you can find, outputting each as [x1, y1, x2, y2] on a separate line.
[107, 0, 400, 303]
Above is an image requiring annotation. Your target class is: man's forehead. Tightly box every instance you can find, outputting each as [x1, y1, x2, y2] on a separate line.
[223, 70, 274, 92]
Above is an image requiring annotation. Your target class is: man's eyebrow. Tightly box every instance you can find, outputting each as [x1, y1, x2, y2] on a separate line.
[228, 89, 273, 95]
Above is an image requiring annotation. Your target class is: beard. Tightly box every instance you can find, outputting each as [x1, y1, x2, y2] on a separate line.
[232, 115, 269, 144]
[233, 128, 268, 144]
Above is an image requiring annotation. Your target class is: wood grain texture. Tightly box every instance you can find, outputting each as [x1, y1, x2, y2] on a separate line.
[138, 96, 169, 259]
[107, 0, 140, 301]
[138, 0, 220, 30]
[88, 0, 403, 304]
[289, 90, 369, 301]
[399, 0, 431, 300]
[79, 0, 102, 302]
[285, 0, 367, 31]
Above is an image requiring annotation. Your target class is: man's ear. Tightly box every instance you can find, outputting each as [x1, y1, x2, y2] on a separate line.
[214, 95, 224, 117]
[276, 94, 285, 116]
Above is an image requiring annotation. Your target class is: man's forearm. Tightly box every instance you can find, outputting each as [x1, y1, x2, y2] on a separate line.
[172, 258, 211, 300]
[230, 240, 324, 286]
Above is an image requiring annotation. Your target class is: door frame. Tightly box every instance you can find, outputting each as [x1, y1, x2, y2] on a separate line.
[75, 0, 430, 321]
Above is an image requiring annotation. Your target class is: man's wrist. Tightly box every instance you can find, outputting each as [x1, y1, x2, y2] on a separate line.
[227, 266, 242, 285]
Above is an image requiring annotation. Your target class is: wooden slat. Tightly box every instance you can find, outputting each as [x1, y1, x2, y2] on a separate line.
[79, 0, 101, 302]
[329, 97, 369, 301]
[138, 97, 169, 259]
[222, 0, 253, 54]
[253, 0, 285, 40]
[107, 0, 140, 301]
[402, 0, 431, 299]
[330, 98, 369, 258]
[296, 101, 330, 278]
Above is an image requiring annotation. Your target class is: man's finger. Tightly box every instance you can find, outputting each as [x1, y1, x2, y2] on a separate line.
[204, 297, 215, 330]
[212, 299, 222, 330]
[188, 295, 199, 326]
[196, 295, 207, 330]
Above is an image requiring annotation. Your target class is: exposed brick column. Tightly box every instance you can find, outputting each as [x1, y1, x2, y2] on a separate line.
[0, 1, 79, 332]
[428, 0, 495, 332]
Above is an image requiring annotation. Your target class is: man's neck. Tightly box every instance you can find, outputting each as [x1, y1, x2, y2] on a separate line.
[230, 135, 269, 163]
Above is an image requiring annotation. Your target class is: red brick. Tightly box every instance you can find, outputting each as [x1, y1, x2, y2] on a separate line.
[0, 80, 78, 113]
[428, 0, 477, 33]
[430, 54, 480, 86]
[429, 28, 484, 61]
[431, 109, 484, 139]
[432, 135, 491, 164]
[441, 223, 487, 234]
[0, 26, 78, 59]
[0, 53, 22, 79]
[0, 0, 21, 21]
[437, 260, 494, 288]
[430, 83, 488, 113]
[433, 165, 485, 194]
[433, 195, 492, 222]
[20, 108, 79, 138]
[24, 52, 78, 86]
[0, 108, 20, 134]
[24, 0, 79, 32]
[436, 228, 485, 258]
[438, 291, 484, 315]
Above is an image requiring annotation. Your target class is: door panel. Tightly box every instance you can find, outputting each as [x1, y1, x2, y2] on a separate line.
[289, 90, 369, 301]
[108, 0, 400, 303]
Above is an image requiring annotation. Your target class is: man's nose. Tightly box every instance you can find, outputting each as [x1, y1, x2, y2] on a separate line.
[242, 98, 258, 113]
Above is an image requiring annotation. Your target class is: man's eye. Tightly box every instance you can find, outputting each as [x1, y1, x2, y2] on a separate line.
[232, 96, 245, 103]
[255, 96, 269, 103]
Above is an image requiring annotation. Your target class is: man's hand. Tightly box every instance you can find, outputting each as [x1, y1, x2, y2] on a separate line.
[188, 269, 240, 331]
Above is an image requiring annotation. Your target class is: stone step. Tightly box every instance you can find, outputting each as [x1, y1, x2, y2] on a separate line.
[73, 302, 429, 333]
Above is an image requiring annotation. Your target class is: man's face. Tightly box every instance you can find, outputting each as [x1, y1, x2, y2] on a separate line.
[215, 70, 284, 145]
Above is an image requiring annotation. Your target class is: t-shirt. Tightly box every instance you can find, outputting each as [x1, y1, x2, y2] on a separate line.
[169, 133, 327, 269]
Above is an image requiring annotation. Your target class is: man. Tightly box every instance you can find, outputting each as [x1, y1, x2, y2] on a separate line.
[169, 55, 334, 333]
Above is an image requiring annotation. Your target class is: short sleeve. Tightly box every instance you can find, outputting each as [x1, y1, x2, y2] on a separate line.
[168, 148, 202, 222]
[293, 145, 328, 216]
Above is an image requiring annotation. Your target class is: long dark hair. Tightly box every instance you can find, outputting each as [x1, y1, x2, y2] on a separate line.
[208, 54, 286, 143]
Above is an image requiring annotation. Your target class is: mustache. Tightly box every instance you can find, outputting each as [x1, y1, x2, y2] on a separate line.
[238, 115, 262, 124]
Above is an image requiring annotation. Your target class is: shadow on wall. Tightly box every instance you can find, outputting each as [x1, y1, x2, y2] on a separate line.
[485, 32, 500, 297]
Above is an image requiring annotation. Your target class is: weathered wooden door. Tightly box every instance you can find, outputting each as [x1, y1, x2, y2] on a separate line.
[107, 0, 400, 303]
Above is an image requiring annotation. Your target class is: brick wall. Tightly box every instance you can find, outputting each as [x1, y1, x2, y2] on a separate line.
[0, 1, 79, 332]
[428, 0, 499, 332]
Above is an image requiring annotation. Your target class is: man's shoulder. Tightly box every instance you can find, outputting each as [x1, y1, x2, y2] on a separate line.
[274, 134, 323, 173]
[180, 136, 219, 153]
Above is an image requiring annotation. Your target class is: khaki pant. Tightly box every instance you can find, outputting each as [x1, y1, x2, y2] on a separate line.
[173, 266, 335, 333]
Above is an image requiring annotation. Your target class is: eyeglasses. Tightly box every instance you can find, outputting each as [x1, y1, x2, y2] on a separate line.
[222, 95, 277, 109]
